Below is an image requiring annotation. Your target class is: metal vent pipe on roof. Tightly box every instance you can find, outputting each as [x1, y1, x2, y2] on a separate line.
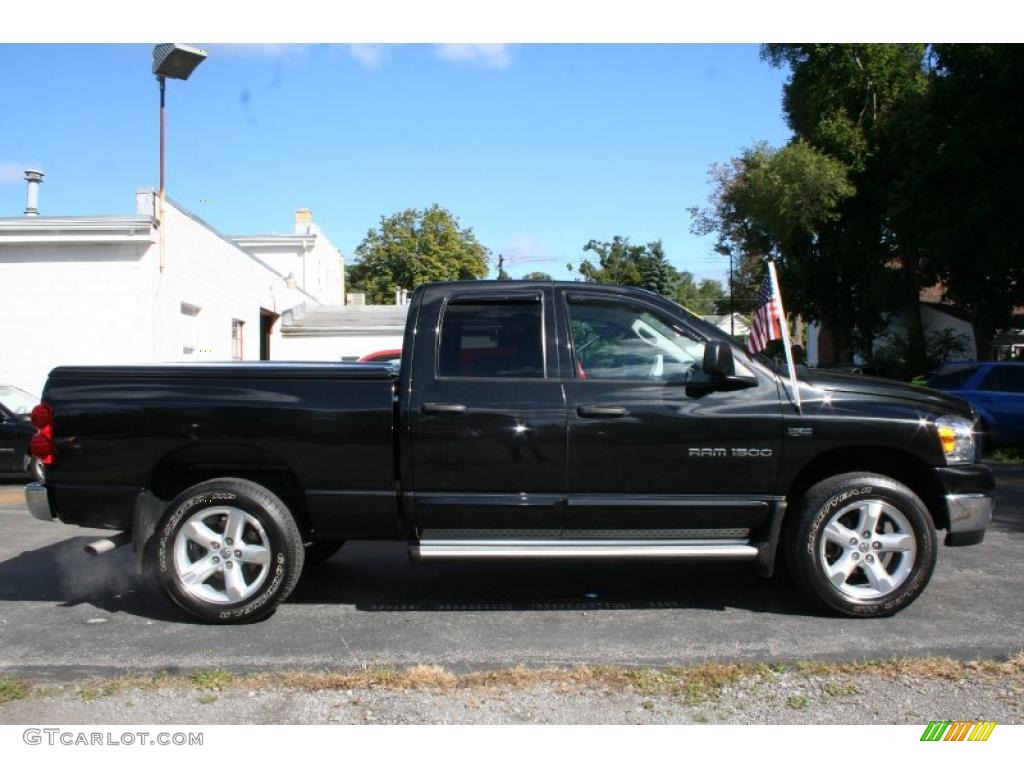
[24, 169, 43, 216]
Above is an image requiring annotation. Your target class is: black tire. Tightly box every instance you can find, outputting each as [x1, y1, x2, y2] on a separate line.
[784, 473, 937, 617]
[304, 539, 345, 566]
[155, 478, 305, 624]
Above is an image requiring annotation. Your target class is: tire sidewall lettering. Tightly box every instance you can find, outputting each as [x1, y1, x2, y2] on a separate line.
[793, 476, 935, 616]
[155, 481, 299, 623]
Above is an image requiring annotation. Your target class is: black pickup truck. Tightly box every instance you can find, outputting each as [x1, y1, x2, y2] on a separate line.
[24, 281, 993, 622]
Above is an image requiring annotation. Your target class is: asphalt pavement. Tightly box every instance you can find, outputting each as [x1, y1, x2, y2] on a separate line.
[1, 467, 1022, 678]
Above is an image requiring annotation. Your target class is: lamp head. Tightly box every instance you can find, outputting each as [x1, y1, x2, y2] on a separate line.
[153, 43, 207, 80]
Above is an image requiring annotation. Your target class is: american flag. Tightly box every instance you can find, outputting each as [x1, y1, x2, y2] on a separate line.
[747, 270, 782, 354]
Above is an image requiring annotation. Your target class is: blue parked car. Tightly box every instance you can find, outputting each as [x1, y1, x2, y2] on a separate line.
[928, 362, 1024, 447]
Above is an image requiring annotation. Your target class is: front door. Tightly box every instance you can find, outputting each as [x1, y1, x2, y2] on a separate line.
[409, 287, 566, 536]
[558, 289, 783, 536]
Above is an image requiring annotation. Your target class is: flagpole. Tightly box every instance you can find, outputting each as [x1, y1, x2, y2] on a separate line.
[767, 259, 802, 414]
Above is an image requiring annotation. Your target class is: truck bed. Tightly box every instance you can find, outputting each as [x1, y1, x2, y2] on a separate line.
[42, 362, 399, 537]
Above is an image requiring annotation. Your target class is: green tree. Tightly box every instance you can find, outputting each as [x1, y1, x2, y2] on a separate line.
[674, 274, 727, 316]
[520, 271, 553, 281]
[691, 140, 861, 348]
[900, 45, 1024, 357]
[579, 237, 675, 296]
[579, 235, 726, 314]
[694, 45, 931, 367]
[348, 205, 490, 303]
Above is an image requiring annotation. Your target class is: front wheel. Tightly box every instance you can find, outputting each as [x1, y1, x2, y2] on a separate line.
[155, 478, 305, 623]
[785, 473, 937, 617]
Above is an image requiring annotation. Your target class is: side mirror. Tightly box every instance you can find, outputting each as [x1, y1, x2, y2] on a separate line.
[696, 340, 757, 391]
[703, 340, 736, 378]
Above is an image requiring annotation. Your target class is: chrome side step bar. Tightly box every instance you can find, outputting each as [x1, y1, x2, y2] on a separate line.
[412, 539, 759, 561]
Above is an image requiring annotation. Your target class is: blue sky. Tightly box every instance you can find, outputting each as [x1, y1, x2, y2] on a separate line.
[0, 44, 792, 283]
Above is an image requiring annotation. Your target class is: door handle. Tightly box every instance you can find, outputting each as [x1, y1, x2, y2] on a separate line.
[577, 405, 628, 418]
[421, 402, 467, 415]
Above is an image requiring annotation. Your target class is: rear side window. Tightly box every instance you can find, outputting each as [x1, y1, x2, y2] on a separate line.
[979, 365, 1024, 393]
[438, 301, 545, 378]
[929, 366, 977, 390]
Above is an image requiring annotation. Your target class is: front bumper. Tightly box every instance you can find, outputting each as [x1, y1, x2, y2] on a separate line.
[944, 493, 993, 546]
[933, 463, 994, 546]
[25, 482, 55, 522]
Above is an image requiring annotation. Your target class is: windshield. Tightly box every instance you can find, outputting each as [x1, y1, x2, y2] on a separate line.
[0, 385, 39, 417]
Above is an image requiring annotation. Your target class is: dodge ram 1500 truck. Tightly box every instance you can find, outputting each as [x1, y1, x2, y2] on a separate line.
[24, 281, 994, 622]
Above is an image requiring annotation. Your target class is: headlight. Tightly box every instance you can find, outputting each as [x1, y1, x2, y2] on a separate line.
[935, 415, 976, 464]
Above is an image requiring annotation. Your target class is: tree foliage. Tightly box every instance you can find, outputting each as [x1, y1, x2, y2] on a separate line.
[694, 44, 1024, 367]
[690, 140, 863, 345]
[578, 236, 726, 314]
[348, 205, 490, 303]
[902, 45, 1024, 354]
[520, 271, 553, 281]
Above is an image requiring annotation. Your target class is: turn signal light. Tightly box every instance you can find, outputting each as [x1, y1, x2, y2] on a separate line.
[937, 425, 957, 454]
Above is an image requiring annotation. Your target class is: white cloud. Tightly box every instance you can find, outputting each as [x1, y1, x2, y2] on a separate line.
[435, 44, 512, 70]
[0, 163, 30, 185]
[207, 44, 308, 59]
[347, 44, 389, 70]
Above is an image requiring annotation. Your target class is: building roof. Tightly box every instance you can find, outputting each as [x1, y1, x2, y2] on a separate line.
[702, 313, 752, 331]
[230, 234, 318, 250]
[0, 215, 154, 244]
[282, 303, 410, 335]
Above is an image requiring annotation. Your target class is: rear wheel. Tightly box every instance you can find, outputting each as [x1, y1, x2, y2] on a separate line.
[155, 478, 304, 623]
[785, 473, 936, 617]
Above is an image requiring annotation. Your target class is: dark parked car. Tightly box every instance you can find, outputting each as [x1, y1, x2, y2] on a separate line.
[0, 385, 41, 480]
[928, 362, 1024, 446]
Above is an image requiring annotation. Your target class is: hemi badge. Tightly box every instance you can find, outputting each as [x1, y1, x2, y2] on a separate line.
[788, 427, 813, 438]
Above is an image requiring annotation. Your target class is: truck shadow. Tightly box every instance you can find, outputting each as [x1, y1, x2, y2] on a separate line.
[290, 542, 812, 616]
[0, 539, 814, 622]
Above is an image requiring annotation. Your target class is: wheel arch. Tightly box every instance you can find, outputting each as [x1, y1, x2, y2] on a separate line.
[783, 446, 950, 532]
[136, 443, 311, 572]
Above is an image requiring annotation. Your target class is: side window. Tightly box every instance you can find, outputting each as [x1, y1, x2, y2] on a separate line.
[981, 365, 1024, 393]
[930, 365, 977, 390]
[567, 298, 709, 383]
[438, 300, 545, 378]
[999, 366, 1024, 393]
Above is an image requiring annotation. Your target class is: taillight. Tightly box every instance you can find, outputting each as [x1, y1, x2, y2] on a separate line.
[29, 402, 55, 466]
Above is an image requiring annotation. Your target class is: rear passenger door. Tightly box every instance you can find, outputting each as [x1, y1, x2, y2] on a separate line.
[408, 287, 567, 537]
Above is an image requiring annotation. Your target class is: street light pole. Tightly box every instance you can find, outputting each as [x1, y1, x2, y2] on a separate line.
[158, 75, 166, 196]
[151, 43, 207, 272]
[729, 249, 735, 337]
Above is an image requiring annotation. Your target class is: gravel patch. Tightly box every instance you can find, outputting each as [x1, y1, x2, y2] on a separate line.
[2, 665, 1021, 725]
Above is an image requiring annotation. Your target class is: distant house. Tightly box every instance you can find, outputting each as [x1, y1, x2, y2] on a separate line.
[0, 173, 338, 396]
[700, 313, 752, 339]
[806, 283, 978, 369]
[277, 300, 410, 361]
[231, 209, 345, 305]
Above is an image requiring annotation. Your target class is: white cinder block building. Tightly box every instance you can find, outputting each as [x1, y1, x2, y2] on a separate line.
[231, 208, 345, 305]
[0, 178, 340, 396]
